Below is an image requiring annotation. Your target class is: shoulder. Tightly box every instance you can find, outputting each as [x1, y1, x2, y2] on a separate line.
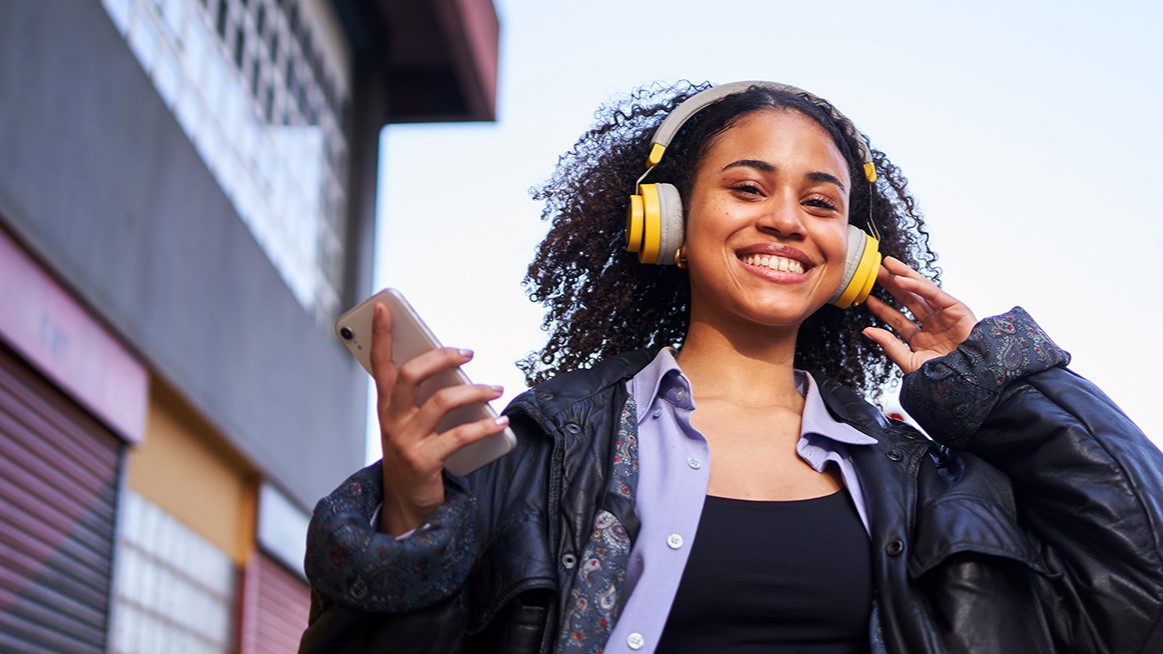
[811, 372, 894, 434]
[505, 350, 653, 425]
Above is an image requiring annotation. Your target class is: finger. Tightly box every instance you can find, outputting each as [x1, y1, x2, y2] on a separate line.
[865, 295, 921, 342]
[408, 382, 503, 437]
[388, 346, 475, 422]
[881, 255, 927, 280]
[378, 382, 501, 472]
[862, 326, 919, 374]
[876, 262, 932, 321]
[370, 303, 400, 401]
[426, 414, 512, 464]
[882, 257, 963, 313]
[886, 276, 959, 315]
[379, 386, 502, 484]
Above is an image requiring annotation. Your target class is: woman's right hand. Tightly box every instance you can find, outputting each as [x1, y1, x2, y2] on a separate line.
[370, 303, 510, 536]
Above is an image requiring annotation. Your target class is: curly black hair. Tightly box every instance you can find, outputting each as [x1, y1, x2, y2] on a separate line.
[520, 81, 939, 398]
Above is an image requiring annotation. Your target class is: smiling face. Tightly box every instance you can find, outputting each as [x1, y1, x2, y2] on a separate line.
[683, 108, 852, 336]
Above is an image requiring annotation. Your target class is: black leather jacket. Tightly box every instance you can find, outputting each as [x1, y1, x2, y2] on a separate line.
[300, 309, 1163, 653]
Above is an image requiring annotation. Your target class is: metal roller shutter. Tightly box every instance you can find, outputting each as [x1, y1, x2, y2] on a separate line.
[240, 551, 311, 654]
[0, 342, 122, 654]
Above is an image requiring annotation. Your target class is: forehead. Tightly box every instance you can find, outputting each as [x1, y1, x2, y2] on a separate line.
[703, 109, 850, 177]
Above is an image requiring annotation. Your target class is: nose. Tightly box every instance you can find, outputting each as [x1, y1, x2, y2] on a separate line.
[755, 192, 806, 240]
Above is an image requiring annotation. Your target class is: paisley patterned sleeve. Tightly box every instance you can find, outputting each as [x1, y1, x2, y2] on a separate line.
[900, 306, 1071, 449]
[303, 461, 479, 612]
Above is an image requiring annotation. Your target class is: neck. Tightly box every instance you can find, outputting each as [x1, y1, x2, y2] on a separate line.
[676, 318, 804, 409]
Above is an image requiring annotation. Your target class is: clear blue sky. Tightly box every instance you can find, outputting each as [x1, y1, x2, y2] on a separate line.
[371, 0, 1163, 460]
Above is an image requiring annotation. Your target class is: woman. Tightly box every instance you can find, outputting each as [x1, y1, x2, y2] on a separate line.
[300, 81, 1163, 653]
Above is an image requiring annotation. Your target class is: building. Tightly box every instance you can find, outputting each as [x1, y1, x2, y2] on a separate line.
[0, 1, 498, 652]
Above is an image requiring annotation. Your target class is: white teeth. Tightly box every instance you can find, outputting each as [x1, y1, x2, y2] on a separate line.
[741, 254, 805, 274]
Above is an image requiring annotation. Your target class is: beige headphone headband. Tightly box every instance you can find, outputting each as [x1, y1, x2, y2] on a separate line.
[645, 81, 877, 183]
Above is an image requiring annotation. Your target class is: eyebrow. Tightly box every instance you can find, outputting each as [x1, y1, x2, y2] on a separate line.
[721, 160, 848, 194]
[806, 171, 847, 194]
[722, 159, 775, 173]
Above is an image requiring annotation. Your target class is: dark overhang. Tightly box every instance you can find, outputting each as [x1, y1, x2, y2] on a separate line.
[332, 0, 499, 123]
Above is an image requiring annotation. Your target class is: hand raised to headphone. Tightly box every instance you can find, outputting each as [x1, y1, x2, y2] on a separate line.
[861, 257, 978, 375]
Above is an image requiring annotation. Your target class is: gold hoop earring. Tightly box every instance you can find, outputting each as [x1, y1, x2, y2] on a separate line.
[674, 246, 688, 269]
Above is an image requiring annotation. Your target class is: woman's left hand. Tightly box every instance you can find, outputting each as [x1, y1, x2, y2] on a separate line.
[862, 256, 978, 375]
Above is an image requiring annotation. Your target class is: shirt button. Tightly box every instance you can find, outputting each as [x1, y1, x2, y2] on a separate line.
[675, 388, 686, 401]
[667, 534, 684, 549]
[652, 406, 662, 418]
[687, 457, 702, 469]
[627, 633, 645, 650]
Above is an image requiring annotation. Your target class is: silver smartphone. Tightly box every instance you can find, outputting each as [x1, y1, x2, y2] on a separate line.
[335, 288, 516, 476]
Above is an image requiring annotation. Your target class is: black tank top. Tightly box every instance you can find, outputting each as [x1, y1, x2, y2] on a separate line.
[655, 491, 872, 653]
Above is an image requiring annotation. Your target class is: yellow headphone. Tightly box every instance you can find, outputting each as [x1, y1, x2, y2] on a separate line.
[625, 81, 882, 309]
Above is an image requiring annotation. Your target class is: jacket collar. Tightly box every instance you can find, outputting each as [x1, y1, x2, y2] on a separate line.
[505, 350, 654, 427]
[508, 349, 906, 441]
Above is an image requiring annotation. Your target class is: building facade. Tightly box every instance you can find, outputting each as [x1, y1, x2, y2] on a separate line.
[0, 1, 498, 651]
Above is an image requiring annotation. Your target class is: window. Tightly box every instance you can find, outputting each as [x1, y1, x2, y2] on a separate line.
[103, 0, 352, 321]
[215, 0, 228, 38]
[233, 24, 245, 68]
[110, 491, 237, 654]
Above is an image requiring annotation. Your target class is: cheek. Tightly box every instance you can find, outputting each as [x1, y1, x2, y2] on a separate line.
[682, 197, 728, 246]
[822, 224, 854, 280]
[830, 223, 851, 256]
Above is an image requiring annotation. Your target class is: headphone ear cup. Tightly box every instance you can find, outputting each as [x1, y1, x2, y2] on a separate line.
[830, 225, 882, 309]
[626, 193, 645, 254]
[654, 184, 685, 265]
[631, 183, 685, 264]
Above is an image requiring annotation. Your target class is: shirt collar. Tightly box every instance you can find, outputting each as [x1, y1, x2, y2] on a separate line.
[630, 347, 691, 424]
[631, 348, 877, 447]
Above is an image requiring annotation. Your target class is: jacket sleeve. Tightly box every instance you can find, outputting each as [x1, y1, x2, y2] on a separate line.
[298, 412, 557, 653]
[303, 462, 480, 612]
[901, 307, 1163, 653]
[297, 461, 480, 653]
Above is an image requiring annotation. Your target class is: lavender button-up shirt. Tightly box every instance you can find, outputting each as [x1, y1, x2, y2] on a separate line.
[604, 347, 878, 653]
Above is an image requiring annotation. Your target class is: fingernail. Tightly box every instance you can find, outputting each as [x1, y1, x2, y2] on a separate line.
[494, 416, 510, 427]
[457, 348, 473, 358]
[488, 385, 504, 394]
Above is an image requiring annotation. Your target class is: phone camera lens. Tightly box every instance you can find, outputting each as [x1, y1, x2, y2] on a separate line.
[339, 327, 354, 340]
